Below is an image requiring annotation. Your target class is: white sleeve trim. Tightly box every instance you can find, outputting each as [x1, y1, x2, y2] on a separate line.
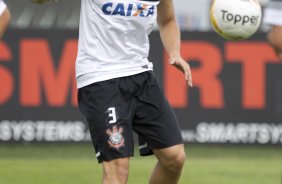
[263, 8, 282, 26]
[0, 0, 7, 16]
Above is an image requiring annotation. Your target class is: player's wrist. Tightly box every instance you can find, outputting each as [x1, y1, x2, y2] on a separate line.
[169, 53, 181, 62]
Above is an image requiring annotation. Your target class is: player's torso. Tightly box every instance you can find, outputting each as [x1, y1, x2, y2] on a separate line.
[90, 0, 160, 17]
[80, 0, 160, 41]
[76, 0, 160, 88]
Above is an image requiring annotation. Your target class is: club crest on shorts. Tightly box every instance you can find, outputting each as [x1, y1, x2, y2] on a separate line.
[106, 125, 125, 149]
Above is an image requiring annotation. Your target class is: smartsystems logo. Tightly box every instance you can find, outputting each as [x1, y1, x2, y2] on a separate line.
[0, 120, 91, 142]
[102, 2, 156, 17]
[181, 122, 282, 144]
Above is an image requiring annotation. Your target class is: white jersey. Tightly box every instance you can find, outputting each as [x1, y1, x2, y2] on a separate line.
[76, 0, 159, 88]
[263, 0, 282, 26]
[0, 0, 7, 16]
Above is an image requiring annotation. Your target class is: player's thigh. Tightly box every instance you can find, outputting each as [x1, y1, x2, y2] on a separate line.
[133, 72, 183, 153]
[102, 158, 130, 175]
[78, 80, 135, 163]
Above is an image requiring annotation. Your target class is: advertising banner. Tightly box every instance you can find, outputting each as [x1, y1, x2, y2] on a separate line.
[0, 30, 281, 145]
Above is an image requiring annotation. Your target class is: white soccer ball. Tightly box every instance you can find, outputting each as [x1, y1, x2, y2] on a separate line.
[210, 0, 262, 40]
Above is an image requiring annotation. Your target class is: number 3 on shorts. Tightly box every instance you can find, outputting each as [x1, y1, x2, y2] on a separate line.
[107, 107, 117, 124]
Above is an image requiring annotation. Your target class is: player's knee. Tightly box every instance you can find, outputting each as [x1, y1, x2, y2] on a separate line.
[104, 167, 129, 183]
[114, 167, 129, 183]
[172, 149, 186, 171]
[162, 149, 186, 173]
[103, 159, 129, 183]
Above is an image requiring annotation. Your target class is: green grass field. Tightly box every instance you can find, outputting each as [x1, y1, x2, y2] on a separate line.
[0, 144, 281, 184]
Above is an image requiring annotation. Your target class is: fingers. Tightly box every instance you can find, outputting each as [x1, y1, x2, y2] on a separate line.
[184, 66, 193, 87]
[170, 59, 193, 87]
[187, 72, 193, 87]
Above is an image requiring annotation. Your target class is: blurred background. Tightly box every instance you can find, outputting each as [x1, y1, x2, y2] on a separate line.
[0, 0, 281, 184]
[6, 0, 210, 30]
[5, 0, 271, 31]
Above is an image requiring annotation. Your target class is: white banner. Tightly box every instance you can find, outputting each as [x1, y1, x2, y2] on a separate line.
[0, 120, 91, 142]
[182, 122, 282, 144]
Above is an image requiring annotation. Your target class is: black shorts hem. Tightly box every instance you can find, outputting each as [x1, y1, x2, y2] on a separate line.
[98, 153, 135, 164]
[140, 141, 184, 157]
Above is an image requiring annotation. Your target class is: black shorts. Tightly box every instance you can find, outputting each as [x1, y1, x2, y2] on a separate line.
[78, 71, 183, 163]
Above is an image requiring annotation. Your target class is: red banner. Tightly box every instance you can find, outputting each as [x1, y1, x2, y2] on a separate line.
[0, 30, 281, 144]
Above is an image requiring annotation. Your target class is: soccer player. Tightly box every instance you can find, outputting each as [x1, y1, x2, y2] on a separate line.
[0, 0, 11, 38]
[263, 0, 282, 59]
[32, 0, 193, 183]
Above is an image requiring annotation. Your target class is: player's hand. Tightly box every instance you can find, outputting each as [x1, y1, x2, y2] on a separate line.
[169, 57, 193, 87]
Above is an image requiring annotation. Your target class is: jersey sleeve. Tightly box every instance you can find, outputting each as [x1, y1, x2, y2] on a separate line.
[0, 0, 7, 16]
[263, 1, 282, 26]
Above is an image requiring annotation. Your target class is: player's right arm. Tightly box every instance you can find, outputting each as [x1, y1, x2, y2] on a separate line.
[0, 0, 11, 38]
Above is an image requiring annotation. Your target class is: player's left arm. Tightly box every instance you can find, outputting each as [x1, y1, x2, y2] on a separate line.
[157, 0, 192, 87]
[0, 6, 11, 38]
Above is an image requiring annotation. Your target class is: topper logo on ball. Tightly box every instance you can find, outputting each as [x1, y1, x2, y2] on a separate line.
[220, 10, 260, 25]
